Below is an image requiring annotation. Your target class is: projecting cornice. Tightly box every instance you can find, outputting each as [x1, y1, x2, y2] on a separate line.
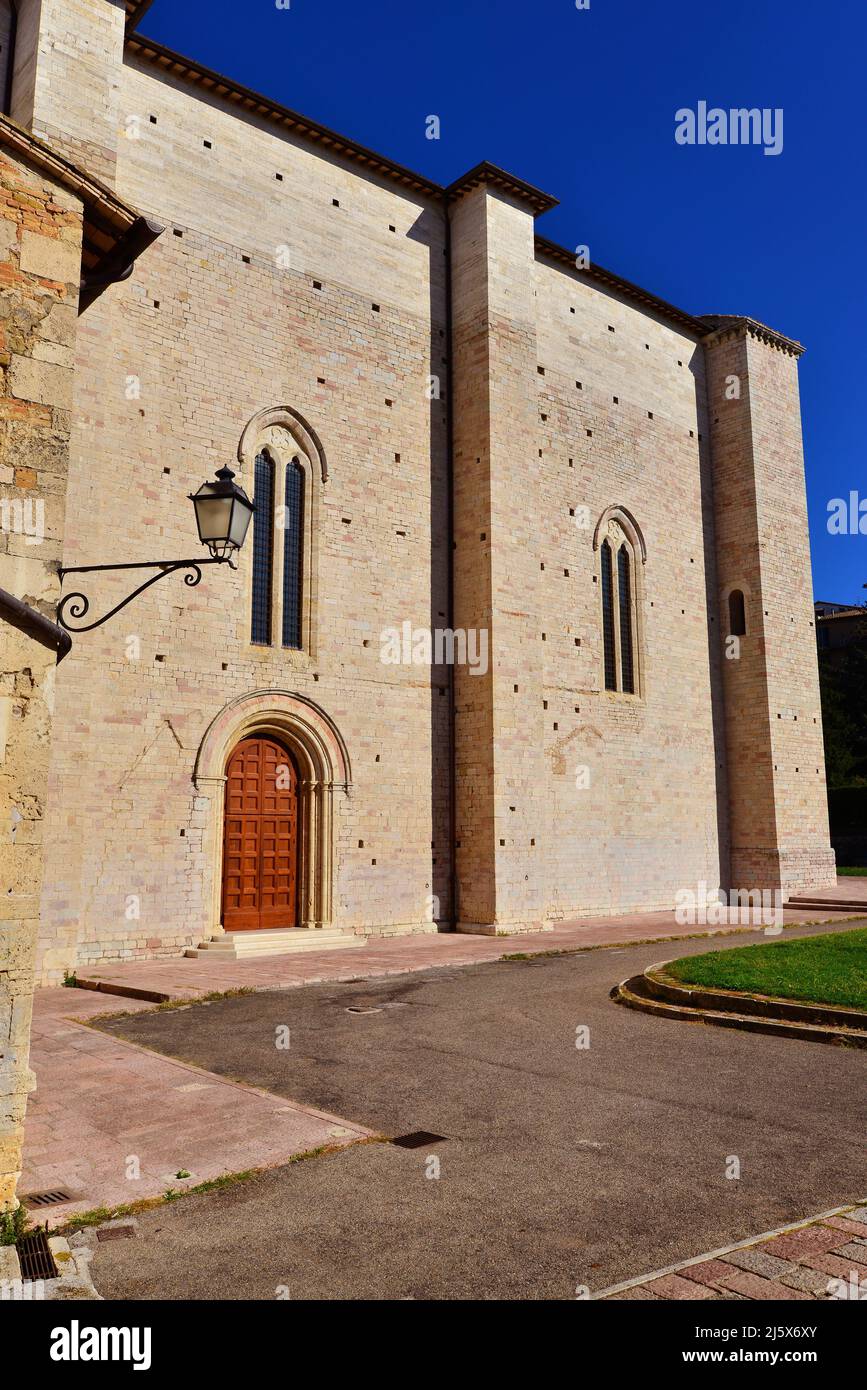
[445, 162, 559, 216]
[700, 314, 805, 358]
[124, 1, 159, 34]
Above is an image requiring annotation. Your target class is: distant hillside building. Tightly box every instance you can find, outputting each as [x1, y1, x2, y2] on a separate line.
[815, 601, 866, 661]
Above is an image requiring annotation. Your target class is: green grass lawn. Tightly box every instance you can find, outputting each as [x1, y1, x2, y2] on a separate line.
[664, 928, 867, 1012]
[838, 866, 867, 876]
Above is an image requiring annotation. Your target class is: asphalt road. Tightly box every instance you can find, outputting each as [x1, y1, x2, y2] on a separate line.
[92, 924, 867, 1300]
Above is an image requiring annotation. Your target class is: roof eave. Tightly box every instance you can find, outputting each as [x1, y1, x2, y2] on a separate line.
[119, 34, 804, 351]
[446, 161, 559, 216]
[124, 32, 443, 201]
[0, 112, 161, 286]
[700, 314, 805, 358]
[534, 236, 707, 336]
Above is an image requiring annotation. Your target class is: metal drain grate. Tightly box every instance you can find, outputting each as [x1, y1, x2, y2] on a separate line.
[20, 1189, 71, 1208]
[17, 1227, 58, 1282]
[390, 1131, 448, 1149]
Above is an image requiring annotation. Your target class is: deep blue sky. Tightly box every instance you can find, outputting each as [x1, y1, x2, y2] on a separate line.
[138, 0, 866, 604]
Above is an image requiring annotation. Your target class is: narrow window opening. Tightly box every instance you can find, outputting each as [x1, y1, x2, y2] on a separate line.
[728, 589, 747, 637]
[601, 540, 616, 691]
[282, 458, 304, 649]
[251, 451, 274, 645]
[618, 545, 635, 694]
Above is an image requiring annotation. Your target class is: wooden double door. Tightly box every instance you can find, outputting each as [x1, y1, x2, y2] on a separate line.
[221, 736, 300, 930]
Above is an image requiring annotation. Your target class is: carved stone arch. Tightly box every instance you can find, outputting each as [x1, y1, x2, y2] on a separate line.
[238, 405, 328, 483]
[237, 407, 325, 657]
[592, 503, 647, 562]
[193, 690, 351, 935]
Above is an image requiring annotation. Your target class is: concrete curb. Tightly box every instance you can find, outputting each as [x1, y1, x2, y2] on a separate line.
[612, 955, 867, 1048]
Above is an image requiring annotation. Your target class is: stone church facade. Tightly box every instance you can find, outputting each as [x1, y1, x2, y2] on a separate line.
[3, 0, 835, 989]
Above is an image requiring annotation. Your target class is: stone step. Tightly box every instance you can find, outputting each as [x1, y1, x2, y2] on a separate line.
[185, 929, 365, 960]
[787, 897, 867, 912]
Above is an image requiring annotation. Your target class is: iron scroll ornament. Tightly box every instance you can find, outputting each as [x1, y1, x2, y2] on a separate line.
[56, 557, 233, 634]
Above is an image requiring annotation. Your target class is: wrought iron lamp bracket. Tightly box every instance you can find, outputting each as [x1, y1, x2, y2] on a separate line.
[56, 556, 234, 633]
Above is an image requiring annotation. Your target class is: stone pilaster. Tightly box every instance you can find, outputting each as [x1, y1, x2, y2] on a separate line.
[11, 0, 126, 186]
[449, 172, 549, 930]
[705, 319, 835, 896]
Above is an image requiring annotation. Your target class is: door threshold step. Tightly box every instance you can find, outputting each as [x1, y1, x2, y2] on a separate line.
[185, 929, 365, 960]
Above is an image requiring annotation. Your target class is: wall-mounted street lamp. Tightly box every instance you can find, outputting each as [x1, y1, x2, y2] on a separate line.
[57, 466, 254, 633]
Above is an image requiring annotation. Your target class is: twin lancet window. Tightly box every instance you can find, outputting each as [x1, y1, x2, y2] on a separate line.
[600, 532, 638, 695]
[250, 450, 304, 648]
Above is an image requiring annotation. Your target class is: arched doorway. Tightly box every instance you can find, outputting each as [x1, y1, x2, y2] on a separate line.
[221, 735, 300, 930]
[195, 690, 352, 935]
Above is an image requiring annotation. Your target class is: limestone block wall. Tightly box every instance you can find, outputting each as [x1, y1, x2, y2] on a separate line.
[35, 42, 452, 981]
[0, 141, 82, 1206]
[451, 184, 547, 929]
[705, 324, 835, 895]
[15, 1, 833, 974]
[532, 258, 729, 917]
[11, 0, 125, 186]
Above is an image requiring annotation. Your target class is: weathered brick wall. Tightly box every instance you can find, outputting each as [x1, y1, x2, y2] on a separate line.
[0, 141, 82, 1206]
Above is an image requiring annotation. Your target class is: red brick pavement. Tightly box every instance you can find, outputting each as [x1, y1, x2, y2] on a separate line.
[601, 1206, 867, 1300]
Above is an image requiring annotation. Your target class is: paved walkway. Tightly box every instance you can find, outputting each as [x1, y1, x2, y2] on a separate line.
[22, 894, 865, 1234]
[71, 899, 865, 1004]
[20, 987, 371, 1225]
[599, 1203, 867, 1299]
[792, 876, 867, 904]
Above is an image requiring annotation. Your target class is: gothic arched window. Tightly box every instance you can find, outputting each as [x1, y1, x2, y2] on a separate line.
[240, 406, 325, 658]
[251, 450, 275, 644]
[617, 544, 635, 694]
[600, 539, 617, 691]
[594, 506, 645, 696]
[250, 451, 308, 649]
[281, 457, 304, 649]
